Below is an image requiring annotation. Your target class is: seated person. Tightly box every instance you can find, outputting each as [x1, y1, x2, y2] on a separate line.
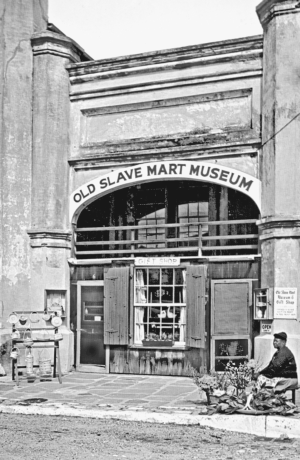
[256, 332, 298, 393]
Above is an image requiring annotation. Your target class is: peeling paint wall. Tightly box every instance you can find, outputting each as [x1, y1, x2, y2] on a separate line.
[0, 1, 48, 321]
[83, 91, 252, 145]
[68, 37, 262, 195]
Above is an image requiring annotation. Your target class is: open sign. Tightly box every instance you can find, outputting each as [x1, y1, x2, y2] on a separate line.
[261, 322, 272, 334]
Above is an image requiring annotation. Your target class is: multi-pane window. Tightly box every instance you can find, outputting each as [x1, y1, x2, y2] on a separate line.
[137, 208, 165, 248]
[134, 268, 186, 344]
[178, 202, 208, 243]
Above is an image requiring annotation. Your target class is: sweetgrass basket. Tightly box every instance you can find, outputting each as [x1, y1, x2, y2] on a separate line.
[38, 349, 52, 376]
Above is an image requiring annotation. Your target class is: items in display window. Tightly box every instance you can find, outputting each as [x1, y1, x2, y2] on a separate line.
[213, 337, 251, 372]
[45, 290, 66, 315]
[83, 302, 103, 322]
[134, 267, 186, 344]
[254, 288, 270, 320]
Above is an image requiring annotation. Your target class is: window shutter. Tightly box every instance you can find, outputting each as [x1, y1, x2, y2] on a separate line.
[211, 280, 251, 335]
[186, 265, 206, 348]
[104, 266, 130, 345]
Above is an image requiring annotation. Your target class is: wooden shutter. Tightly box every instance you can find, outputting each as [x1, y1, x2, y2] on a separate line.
[211, 280, 251, 335]
[104, 266, 130, 345]
[186, 265, 206, 348]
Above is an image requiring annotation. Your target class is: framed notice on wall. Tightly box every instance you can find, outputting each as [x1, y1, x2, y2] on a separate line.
[274, 288, 297, 319]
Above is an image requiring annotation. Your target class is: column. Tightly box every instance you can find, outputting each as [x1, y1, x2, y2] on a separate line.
[256, 0, 300, 370]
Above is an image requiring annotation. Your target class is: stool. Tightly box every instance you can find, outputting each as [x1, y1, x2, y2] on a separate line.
[285, 388, 298, 404]
[291, 389, 297, 404]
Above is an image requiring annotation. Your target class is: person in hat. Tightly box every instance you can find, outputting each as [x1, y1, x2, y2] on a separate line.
[256, 332, 298, 393]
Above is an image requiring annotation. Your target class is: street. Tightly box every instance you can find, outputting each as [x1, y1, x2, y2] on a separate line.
[1, 413, 300, 460]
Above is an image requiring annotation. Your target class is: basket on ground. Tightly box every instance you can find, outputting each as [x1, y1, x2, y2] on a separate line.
[38, 349, 52, 376]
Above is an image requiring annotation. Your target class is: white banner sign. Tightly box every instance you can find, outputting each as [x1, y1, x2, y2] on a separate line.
[274, 288, 297, 319]
[70, 161, 261, 221]
[134, 257, 180, 266]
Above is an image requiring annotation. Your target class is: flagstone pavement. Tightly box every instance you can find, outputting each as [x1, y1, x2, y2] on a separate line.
[0, 371, 209, 413]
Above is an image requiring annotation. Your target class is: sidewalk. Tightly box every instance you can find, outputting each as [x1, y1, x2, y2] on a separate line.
[0, 371, 300, 439]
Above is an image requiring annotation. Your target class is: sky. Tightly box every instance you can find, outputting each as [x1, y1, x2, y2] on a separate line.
[49, 0, 263, 61]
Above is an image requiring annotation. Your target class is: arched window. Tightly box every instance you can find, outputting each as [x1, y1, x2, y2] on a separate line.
[75, 180, 259, 259]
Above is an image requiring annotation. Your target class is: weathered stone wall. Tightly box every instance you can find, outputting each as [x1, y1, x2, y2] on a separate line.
[67, 37, 263, 195]
[0, 0, 48, 321]
[0, 1, 91, 374]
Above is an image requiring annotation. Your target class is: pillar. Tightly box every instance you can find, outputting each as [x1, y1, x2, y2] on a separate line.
[256, 0, 300, 371]
[0, 0, 48, 373]
[0, 0, 47, 317]
[28, 30, 91, 372]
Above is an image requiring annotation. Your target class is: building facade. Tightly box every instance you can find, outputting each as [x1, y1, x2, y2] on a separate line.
[1, 0, 300, 377]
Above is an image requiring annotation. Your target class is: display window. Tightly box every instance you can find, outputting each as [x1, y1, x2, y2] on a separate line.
[134, 267, 186, 345]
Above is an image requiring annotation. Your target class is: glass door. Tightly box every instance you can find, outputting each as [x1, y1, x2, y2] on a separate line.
[77, 281, 105, 366]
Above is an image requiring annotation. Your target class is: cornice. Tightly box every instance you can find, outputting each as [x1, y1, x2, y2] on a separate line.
[258, 216, 300, 227]
[258, 216, 300, 241]
[82, 88, 251, 116]
[257, 0, 300, 27]
[69, 135, 261, 167]
[69, 68, 262, 102]
[69, 143, 260, 171]
[67, 35, 263, 79]
[31, 31, 93, 63]
[27, 229, 72, 249]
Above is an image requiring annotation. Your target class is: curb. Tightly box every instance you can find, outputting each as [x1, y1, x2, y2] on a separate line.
[1, 404, 300, 438]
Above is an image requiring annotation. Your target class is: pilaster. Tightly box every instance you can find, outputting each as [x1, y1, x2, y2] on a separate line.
[28, 31, 91, 329]
[30, 31, 91, 231]
[0, 1, 48, 320]
[256, 0, 300, 369]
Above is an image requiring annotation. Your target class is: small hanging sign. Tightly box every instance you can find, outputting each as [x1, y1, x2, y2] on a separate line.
[274, 287, 297, 319]
[261, 322, 272, 334]
[135, 257, 180, 266]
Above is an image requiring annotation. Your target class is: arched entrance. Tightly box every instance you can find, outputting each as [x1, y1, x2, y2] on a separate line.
[74, 179, 259, 259]
[70, 176, 260, 373]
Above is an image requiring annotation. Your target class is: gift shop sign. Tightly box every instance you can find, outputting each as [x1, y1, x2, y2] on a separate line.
[135, 257, 180, 266]
[70, 161, 261, 221]
[274, 288, 297, 319]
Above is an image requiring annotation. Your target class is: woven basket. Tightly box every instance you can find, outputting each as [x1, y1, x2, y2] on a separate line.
[23, 328, 33, 348]
[25, 352, 34, 375]
[39, 358, 52, 375]
[205, 391, 220, 406]
[38, 349, 52, 376]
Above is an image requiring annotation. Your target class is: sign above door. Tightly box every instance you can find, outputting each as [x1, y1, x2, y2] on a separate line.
[135, 257, 180, 266]
[70, 160, 261, 221]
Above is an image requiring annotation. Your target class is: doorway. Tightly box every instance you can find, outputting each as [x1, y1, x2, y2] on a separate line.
[77, 281, 105, 368]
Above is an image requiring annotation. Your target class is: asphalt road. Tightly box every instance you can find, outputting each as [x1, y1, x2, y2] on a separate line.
[1, 413, 300, 459]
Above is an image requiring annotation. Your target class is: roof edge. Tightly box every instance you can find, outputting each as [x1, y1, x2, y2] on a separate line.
[67, 34, 263, 72]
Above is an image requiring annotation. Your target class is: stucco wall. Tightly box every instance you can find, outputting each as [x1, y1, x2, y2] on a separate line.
[0, 0, 48, 320]
[67, 37, 263, 208]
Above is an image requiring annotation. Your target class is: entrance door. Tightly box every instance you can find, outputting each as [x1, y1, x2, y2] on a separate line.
[77, 281, 105, 366]
[210, 279, 252, 371]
